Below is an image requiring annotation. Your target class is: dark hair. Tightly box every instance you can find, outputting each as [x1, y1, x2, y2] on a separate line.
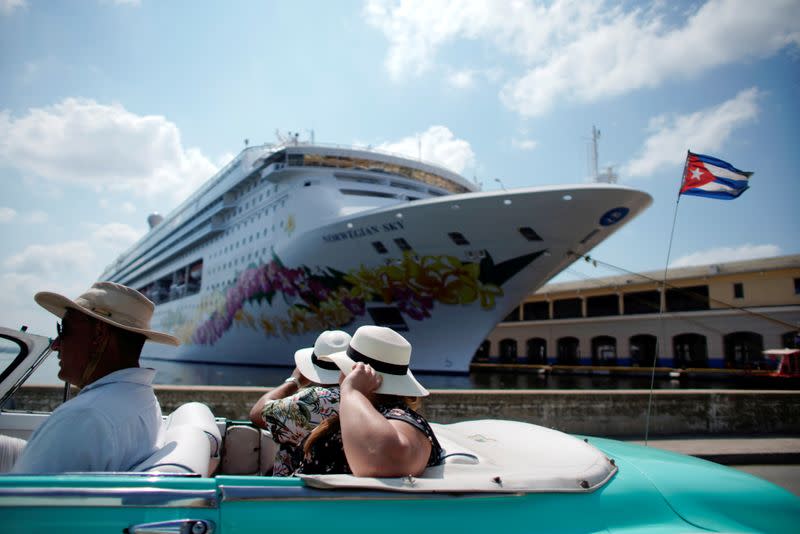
[303, 395, 421, 457]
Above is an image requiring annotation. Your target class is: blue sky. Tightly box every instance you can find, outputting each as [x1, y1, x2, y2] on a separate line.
[1, 0, 798, 335]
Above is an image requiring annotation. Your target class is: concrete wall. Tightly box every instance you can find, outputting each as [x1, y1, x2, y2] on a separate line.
[8, 386, 799, 438]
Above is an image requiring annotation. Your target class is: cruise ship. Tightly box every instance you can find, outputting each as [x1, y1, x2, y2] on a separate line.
[99, 141, 652, 372]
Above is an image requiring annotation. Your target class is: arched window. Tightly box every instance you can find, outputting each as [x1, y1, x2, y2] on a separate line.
[499, 338, 518, 361]
[629, 334, 657, 367]
[781, 331, 800, 349]
[473, 340, 491, 361]
[673, 333, 708, 368]
[591, 336, 617, 365]
[526, 338, 547, 364]
[557, 337, 580, 365]
[724, 331, 765, 369]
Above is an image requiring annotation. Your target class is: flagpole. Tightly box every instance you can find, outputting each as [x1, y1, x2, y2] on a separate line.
[644, 151, 688, 445]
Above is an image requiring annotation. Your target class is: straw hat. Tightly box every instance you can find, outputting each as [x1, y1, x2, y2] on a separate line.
[35, 282, 180, 346]
[321, 325, 428, 397]
[294, 330, 352, 385]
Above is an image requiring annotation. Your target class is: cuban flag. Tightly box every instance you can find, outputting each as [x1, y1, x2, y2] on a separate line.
[680, 151, 753, 200]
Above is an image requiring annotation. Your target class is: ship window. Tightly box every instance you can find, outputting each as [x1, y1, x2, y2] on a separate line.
[519, 227, 542, 241]
[394, 238, 412, 251]
[339, 188, 396, 199]
[733, 282, 744, 299]
[187, 260, 202, 295]
[448, 232, 470, 246]
[367, 307, 409, 332]
[372, 241, 388, 254]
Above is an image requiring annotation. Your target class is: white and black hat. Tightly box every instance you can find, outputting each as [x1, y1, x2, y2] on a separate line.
[294, 330, 352, 385]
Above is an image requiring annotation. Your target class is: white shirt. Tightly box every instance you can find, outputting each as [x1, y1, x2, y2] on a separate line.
[12, 367, 162, 473]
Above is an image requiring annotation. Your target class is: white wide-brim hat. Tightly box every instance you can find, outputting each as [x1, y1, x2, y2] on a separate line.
[35, 281, 180, 346]
[294, 330, 352, 385]
[321, 325, 428, 397]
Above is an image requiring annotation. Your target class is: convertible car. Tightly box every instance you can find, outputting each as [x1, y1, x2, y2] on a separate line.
[1, 326, 799, 533]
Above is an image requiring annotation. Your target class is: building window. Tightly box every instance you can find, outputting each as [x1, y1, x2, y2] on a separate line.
[499, 338, 518, 361]
[724, 331, 765, 369]
[673, 333, 708, 368]
[733, 282, 744, 299]
[623, 291, 660, 315]
[591, 336, 617, 366]
[502, 306, 520, 322]
[629, 334, 657, 367]
[473, 340, 491, 361]
[526, 338, 547, 364]
[523, 301, 549, 321]
[586, 294, 619, 317]
[553, 298, 582, 319]
[666, 285, 709, 312]
[556, 337, 580, 365]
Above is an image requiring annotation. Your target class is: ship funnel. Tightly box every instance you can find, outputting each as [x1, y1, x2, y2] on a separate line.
[147, 213, 164, 229]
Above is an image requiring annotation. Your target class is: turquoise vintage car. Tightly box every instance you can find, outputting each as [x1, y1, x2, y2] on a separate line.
[1, 326, 798, 533]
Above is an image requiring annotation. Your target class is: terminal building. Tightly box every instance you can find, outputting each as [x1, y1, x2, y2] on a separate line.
[479, 254, 800, 369]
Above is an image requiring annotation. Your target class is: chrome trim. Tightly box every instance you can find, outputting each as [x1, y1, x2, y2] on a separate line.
[129, 518, 215, 534]
[0, 487, 218, 508]
[219, 485, 522, 503]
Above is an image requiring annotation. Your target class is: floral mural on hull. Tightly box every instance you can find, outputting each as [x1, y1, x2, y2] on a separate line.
[188, 250, 546, 346]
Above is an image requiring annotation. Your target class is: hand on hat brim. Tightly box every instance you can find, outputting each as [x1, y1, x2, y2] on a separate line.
[322, 351, 429, 397]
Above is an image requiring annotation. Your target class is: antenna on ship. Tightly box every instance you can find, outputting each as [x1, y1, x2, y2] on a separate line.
[588, 125, 618, 184]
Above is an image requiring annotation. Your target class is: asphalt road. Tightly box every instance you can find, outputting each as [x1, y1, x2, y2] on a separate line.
[733, 465, 800, 496]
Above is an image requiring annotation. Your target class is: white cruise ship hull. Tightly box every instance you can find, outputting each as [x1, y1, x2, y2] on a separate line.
[141, 184, 651, 373]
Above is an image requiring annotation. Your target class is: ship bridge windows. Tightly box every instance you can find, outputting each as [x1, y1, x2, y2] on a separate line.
[394, 238, 413, 252]
[372, 241, 388, 254]
[448, 232, 470, 246]
[519, 227, 543, 242]
[139, 259, 203, 305]
[339, 189, 397, 199]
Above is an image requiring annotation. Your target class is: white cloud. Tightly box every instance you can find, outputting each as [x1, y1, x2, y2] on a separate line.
[0, 0, 26, 16]
[447, 70, 477, 89]
[670, 244, 782, 268]
[4, 241, 96, 278]
[88, 222, 143, 248]
[365, 0, 800, 116]
[0, 207, 16, 222]
[511, 137, 538, 151]
[0, 98, 220, 203]
[23, 210, 48, 224]
[375, 125, 476, 173]
[121, 201, 137, 214]
[623, 88, 759, 178]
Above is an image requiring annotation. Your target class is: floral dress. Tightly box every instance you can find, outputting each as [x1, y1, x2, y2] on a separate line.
[296, 400, 443, 475]
[260, 386, 340, 476]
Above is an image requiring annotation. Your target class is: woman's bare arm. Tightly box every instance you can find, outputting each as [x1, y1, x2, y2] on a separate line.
[249, 367, 310, 427]
[339, 363, 431, 477]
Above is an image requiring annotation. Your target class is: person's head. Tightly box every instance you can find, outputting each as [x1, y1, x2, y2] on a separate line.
[294, 330, 352, 385]
[35, 282, 180, 387]
[323, 325, 428, 397]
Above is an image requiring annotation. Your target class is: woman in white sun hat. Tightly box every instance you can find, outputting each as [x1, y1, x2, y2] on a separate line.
[297, 325, 442, 477]
[249, 330, 351, 476]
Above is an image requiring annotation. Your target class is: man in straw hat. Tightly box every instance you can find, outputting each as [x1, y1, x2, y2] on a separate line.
[11, 282, 179, 473]
[250, 330, 351, 475]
